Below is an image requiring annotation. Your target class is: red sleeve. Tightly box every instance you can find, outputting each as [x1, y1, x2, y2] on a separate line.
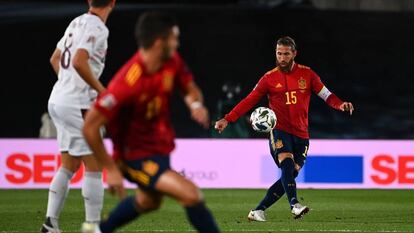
[224, 75, 267, 122]
[94, 62, 141, 120]
[310, 69, 325, 94]
[174, 53, 193, 93]
[326, 94, 343, 110]
[310, 69, 343, 110]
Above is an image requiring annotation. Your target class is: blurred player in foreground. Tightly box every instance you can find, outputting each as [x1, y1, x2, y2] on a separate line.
[41, 0, 115, 232]
[82, 12, 220, 233]
[215, 36, 354, 221]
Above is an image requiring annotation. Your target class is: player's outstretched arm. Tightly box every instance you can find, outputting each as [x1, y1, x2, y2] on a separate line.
[339, 102, 354, 115]
[83, 107, 126, 199]
[184, 80, 210, 129]
[214, 118, 228, 133]
[316, 85, 354, 115]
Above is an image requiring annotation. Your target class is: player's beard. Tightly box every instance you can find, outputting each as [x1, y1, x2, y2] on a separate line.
[161, 44, 173, 62]
[277, 59, 294, 73]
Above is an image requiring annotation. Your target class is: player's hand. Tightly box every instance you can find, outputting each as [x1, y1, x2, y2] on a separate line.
[340, 102, 354, 115]
[191, 105, 210, 129]
[106, 166, 126, 200]
[214, 118, 228, 133]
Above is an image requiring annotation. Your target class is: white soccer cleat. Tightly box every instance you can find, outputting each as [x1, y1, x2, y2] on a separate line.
[81, 222, 102, 233]
[40, 217, 61, 233]
[291, 203, 309, 219]
[247, 209, 267, 222]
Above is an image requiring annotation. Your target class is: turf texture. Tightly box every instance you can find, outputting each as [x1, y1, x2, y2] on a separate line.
[0, 189, 412, 232]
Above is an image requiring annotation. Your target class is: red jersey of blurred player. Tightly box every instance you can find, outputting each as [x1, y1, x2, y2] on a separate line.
[95, 51, 192, 160]
[224, 63, 343, 139]
[83, 13, 219, 233]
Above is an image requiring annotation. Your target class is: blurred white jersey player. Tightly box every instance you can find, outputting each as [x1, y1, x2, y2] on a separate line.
[41, 1, 115, 233]
[49, 15, 107, 109]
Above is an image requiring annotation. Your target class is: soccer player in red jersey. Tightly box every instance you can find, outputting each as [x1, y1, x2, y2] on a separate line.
[215, 36, 354, 220]
[82, 13, 220, 233]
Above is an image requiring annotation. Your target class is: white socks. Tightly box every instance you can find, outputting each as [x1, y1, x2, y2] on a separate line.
[82, 172, 104, 222]
[46, 168, 104, 224]
[46, 167, 73, 221]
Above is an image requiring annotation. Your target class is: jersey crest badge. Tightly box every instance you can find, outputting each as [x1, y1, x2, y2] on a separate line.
[298, 77, 307, 89]
[143, 160, 160, 176]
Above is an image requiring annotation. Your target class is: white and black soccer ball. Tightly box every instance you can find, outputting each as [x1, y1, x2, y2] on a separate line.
[250, 107, 277, 133]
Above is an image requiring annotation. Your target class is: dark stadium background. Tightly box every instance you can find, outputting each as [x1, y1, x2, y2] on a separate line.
[1, 0, 413, 139]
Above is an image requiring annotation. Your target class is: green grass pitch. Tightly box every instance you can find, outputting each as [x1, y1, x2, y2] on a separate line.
[0, 189, 412, 232]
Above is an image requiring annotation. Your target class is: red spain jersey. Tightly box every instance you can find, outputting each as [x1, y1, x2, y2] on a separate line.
[225, 63, 343, 139]
[94, 51, 193, 160]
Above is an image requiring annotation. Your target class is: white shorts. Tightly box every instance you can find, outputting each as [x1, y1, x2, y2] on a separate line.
[48, 103, 92, 156]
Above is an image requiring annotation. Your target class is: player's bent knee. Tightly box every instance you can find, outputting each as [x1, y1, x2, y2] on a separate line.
[82, 155, 102, 172]
[181, 187, 203, 206]
[293, 170, 299, 178]
[278, 152, 294, 164]
[61, 160, 82, 172]
[83, 164, 102, 172]
[141, 203, 161, 212]
[137, 198, 161, 213]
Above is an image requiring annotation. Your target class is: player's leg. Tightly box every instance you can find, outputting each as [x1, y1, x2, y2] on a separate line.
[248, 179, 282, 221]
[82, 155, 104, 224]
[99, 188, 163, 233]
[253, 169, 300, 211]
[248, 130, 293, 221]
[61, 107, 105, 224]
[290, 137, 310, 219]
[262, 130, 292, 209]
[279, 152, 298, 208]
[42, 153, 81, 233]
[41, 103, 82, 232]
[87, 156, 167, 233]
[249, 172, 300, 222]
[156, 170, 220, 233]
[269, 130, 298, 209]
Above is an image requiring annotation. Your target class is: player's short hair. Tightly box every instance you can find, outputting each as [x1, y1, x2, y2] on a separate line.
[135, 12, 178, 49]
[276, 36, 297, 51]
[90, 0, 113, 7]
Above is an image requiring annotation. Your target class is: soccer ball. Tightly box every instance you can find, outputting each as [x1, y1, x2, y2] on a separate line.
[250, 107, 277, 133]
